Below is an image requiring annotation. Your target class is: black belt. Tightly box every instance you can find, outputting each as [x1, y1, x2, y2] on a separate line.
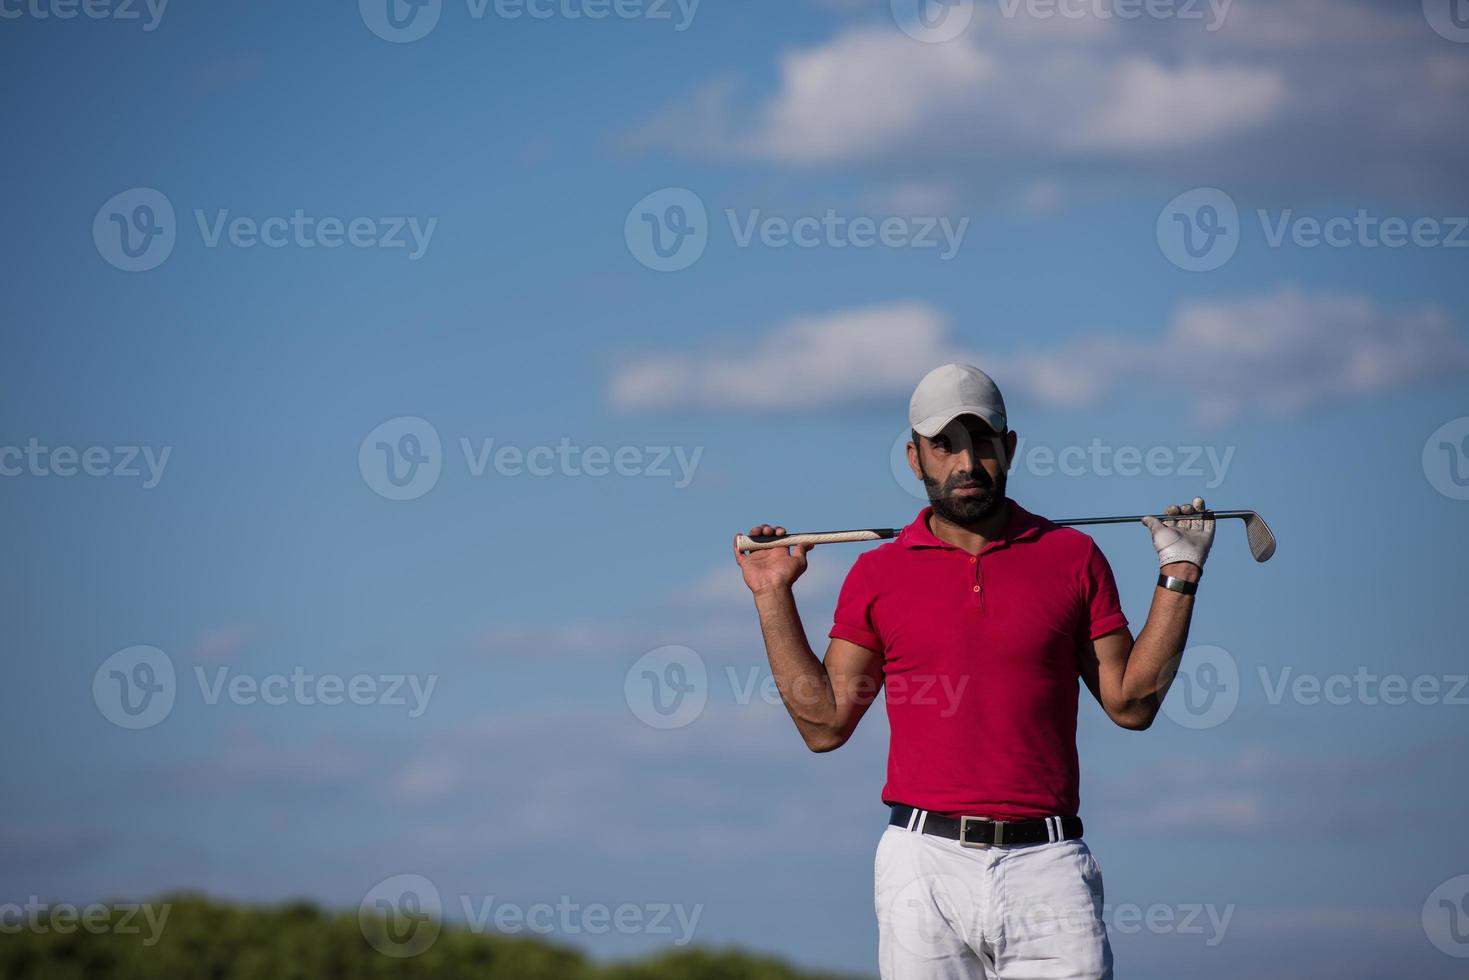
[889, 804, 1083, 848]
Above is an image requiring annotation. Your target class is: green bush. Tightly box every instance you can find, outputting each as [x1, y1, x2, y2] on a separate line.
[0, 895, 861, 980]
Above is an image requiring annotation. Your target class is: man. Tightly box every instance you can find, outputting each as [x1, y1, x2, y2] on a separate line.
[733, 363, 1214, 980]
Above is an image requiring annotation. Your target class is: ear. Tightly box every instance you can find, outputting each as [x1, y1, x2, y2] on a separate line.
[1002, 429, 1019, 472]
[907, 437, 924, 482]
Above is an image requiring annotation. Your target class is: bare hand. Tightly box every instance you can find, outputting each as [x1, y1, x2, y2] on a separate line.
[734, 524, 813, 596]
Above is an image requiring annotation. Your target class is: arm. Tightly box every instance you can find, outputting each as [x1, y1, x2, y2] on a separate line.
[1077, 497, 1214, 731]
[1077, 561, 1200, 730]
[735, 524, 885, 752]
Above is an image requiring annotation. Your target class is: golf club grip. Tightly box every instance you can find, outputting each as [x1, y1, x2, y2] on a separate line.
[737, 529, 895, 551]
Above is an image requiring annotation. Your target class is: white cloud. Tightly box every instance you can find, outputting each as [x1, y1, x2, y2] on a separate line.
[608, 288, 1469, 422]
[610, 302, 959, 412]
[750, 28, 996, 165]
[625, 2, 1466, 200]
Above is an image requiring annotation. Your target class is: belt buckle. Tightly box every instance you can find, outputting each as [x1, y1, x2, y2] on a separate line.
[959, 816, 1003, 849]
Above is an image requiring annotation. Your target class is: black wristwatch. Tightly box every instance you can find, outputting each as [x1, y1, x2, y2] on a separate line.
[1157, 573, 1198, 595]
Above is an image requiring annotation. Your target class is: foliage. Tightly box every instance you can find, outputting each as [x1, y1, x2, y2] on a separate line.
[0, 895, 862, 980]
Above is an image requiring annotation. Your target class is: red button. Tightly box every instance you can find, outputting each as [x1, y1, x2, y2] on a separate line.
[972, 585, 981, 592]
[969, 557, 977, 564]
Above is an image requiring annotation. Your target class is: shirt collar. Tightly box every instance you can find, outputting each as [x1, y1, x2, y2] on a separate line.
[898, 499, 1048, 553]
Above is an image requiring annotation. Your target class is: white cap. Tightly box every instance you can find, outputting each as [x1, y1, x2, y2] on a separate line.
[908, 363, 1007, 438]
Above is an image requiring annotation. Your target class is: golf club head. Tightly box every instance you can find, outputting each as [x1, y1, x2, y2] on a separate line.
[1240, 511, 1276, 562]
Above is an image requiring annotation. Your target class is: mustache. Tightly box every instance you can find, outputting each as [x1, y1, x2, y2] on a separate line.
[943, 472, 993, 492]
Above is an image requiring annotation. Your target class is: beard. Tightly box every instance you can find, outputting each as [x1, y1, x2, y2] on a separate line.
[924, 465, 1007, 527]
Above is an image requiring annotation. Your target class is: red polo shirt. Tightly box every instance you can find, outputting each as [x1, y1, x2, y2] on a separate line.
[829, 500, 1128, 820]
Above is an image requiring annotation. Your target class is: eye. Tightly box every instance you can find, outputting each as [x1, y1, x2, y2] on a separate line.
[931, 437, 951, 453]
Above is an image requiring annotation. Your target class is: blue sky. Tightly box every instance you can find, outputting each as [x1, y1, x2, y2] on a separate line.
[2, 0, 1469, 977]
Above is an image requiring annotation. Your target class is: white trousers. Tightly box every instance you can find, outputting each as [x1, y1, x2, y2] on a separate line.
[873, 824, 1113, 979]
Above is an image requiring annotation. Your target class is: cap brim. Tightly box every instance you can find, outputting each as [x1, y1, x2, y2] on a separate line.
[912, 409, 1005, 439]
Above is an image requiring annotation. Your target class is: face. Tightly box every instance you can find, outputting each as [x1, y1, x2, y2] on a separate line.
[908, 416, 1017, 525]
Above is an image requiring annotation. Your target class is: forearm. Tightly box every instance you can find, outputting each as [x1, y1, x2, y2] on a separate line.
[1119, 561, 1201, 717]
[752, 586, 841, 749]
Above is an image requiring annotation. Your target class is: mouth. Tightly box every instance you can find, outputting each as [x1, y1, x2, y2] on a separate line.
[950, 485, 985, 496]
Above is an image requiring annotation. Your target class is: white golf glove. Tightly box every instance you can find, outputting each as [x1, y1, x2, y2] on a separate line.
[1141, 496, 1214, 569]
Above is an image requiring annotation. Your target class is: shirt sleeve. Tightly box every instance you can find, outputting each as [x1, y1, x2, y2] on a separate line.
[828, 556, 884, 653]
[1079, 540, 1129, 641]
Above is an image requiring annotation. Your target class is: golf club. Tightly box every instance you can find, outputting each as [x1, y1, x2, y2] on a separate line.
[736, 510, 1276, 562]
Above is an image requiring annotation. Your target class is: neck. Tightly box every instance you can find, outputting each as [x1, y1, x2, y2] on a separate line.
[927, 497, 1012, 555]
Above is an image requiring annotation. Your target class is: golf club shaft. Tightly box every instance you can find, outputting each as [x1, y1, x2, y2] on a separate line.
[1053, 510, 1253, 527]
[737, 511, 1251, 551]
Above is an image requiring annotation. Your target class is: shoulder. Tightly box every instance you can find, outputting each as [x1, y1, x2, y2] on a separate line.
[843, 539, 906, 582]
[1026, 514, 1109, 567]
